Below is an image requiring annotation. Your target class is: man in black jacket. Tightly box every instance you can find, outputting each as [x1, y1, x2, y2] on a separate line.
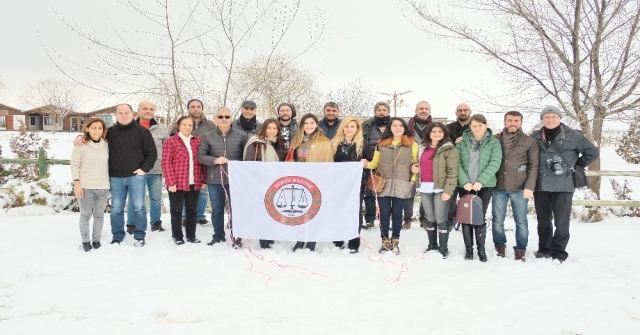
[531, 106, 599, 263]
[445, 103, 473, 229]
[107, 104, 157, 247]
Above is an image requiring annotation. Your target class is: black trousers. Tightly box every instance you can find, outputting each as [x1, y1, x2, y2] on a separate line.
[169, 185, 199, 241]
[534, 191, 573, 260]
[447, 188, 459, 221]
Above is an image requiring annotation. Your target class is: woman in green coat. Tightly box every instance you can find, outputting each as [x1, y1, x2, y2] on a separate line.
[456, 114, 502, 262]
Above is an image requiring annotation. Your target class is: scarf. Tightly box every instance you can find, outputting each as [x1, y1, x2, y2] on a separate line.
[374, 115, 390, 127]
[542, 125, 561, 144]
[239, 115, 257, 131]
[407, 115, 432, 136]
[244, 136, 280, 162]
[501, 128, 521, 153]
[470, 132, 490, 152]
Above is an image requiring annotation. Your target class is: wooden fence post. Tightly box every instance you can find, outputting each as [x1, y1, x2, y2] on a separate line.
[38, 150, 47, 179]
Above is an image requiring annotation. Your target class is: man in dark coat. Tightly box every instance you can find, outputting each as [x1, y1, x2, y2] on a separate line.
[445, 103, 473, 229]
[531, 106, 599, 263]
[318, 101, 341, 140]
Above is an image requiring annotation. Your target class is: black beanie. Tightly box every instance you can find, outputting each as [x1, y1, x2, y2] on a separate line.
[277, 102, 297, 118]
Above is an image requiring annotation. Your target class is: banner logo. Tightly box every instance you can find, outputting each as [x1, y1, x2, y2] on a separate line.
[264, 176, 322, 226]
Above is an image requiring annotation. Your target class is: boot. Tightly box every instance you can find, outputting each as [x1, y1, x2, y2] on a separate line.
[82, 242, 92, 252]
[495, 246, 506, 258]
[437, 222, 449, 259]
[151, 221, 165, 232]
[363, 220, 374, 230]
[419, 218, 428, 229]
[462, 225, 474, 260]
[92, 241, 101, 249]
[402, 219, 412, 230]
[292, 241, 305, 252]
[424, 221, 439, 252]
[259, 240, 272, 249]
[515, 250, 526, 262]
[379, 238, 392, 253]
[306, 242, 316, 252]
[391, 237, 400, 253]
[475, 226, 487, 262]
[333, 241, 345, 249]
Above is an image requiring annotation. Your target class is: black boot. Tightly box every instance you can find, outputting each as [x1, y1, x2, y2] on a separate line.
[424, 221, 439, 253]
[126, 224, 135, 235]
[82, 242, 92, 252]
[437, 222, 449, 259]
[306, 242, 316, 252]
[475, 226, 487, 262]
[292, 241, 305, 252]
[92, 241, 101, 249]
[333, 241, 345, 249]
[259, 240, 272, 249]
[462, 224, 474, 260]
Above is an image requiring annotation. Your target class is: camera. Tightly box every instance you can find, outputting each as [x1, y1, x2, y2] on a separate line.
[545, 156, 564, 175]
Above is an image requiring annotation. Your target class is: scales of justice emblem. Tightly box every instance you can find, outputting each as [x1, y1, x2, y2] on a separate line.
[264, 176, 322, 226]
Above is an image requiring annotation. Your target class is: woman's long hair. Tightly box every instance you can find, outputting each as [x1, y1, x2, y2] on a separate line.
[289, 113, 325, 149]
[331, 117, 364, 156]
[256, 118, 284, 148]
[82, 118, 108, 142]
[421, 122, 452, 158]
[379, 117, 411, 140]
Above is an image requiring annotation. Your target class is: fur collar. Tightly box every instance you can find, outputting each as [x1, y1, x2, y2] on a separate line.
[378, 135, 414, 147]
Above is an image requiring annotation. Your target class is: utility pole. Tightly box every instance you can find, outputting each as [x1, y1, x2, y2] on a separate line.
[380, 90, 412, 117]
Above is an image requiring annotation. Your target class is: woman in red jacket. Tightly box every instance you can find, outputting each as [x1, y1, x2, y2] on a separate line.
[162, 116, 207, 245]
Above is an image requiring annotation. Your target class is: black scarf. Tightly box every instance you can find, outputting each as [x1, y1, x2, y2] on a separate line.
[542, 126, 561, 144]
[239, 116, 257, 131]
[374, 115, 390, 127]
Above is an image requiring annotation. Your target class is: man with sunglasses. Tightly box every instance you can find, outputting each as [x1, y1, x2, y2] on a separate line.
[198, 107, 248, 248]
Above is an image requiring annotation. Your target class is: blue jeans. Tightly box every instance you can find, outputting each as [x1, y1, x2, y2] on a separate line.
[182, 188, 208, 221]
[491, 189, 529, 250]
[127, 173, 163, 225]
[110, 175, 147, 241]
[208, 184, 230, 240]
[378, 196, 405, 238]
[420, 192, 451, 225]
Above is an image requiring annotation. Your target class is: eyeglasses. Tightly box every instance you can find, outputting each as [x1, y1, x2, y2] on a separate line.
[216, 115, 231, 119]
[456, 109, 470, 112]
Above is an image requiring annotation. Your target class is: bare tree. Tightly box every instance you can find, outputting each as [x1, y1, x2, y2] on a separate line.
[24, 79, 80, 133]
[402, 0, 640, 195]
[235, 54, 323, 118]
[45, 0, 324, 119]
[326, 77, 378, 118]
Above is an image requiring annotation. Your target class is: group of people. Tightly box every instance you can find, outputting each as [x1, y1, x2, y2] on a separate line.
[70, 98, 599, 264]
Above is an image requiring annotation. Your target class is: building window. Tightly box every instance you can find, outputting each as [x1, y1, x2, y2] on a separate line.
[44, 117, 53, 126]
[30, 116, 36, 126]
[0, 116, 5, 128]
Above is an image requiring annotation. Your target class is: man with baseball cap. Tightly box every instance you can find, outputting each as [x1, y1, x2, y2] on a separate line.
[531, 105, 599, 264]
[232, 100, 262, 136]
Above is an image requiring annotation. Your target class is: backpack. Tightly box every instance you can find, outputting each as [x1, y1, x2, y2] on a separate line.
[456, 193, 484, 226]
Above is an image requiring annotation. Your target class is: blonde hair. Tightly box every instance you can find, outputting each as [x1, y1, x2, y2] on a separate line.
[289, 113, 326, 150]
[331, 117, 364, 156]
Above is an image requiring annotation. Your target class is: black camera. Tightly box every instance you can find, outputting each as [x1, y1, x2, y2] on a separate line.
[545, 156, 564, 175]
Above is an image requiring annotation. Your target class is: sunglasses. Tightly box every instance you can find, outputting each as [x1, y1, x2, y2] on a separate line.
[216, 115, 231, 119]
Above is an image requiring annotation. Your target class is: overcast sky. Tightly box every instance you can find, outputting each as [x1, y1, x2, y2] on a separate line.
[0, 0, 543, 128]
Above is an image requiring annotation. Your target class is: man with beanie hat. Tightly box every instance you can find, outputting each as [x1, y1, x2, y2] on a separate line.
[531, 105, 599, 263]
[361, 101, 392, 229]
[232, 100, 262, 136]
[277, 102, 298, 149]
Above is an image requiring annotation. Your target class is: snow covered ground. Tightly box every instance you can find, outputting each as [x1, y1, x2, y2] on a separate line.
[1, 131, 640, 334]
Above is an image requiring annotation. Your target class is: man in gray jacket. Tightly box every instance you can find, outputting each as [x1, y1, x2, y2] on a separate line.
[492, 111, 539, 261]
[531, 106, 599, 263]
[126, 101, 169, 233]
[198, 107, 248, 247]
[232, 100, 262, 136]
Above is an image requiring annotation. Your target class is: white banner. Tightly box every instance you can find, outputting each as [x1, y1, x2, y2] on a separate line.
[228, 161, 362, 241]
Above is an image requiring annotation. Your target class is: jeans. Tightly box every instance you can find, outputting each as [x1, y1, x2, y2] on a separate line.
[378, 196, 405, 238]
[208, 184, 231, 240]
[420, 192, 451, 225]
[534, 191, 573, 260]
[404, 186, 426, 220]
[110, 175, 147, 241]
[364, 189, 376, 222]
[182, 188, 208, 221]
[127, 173, 163, 225]
[491, 190, 529, 250]
[168, 185, 199, 241]
[77, 189, 109, 243]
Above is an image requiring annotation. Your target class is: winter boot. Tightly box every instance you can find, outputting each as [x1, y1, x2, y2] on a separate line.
[419, 218, 428, 229]
[232, 238, 243, 249]
[334, 241, 345, 249]
[92, 241, 101, 249]
[151, 221, 165, 232]
[535, 251, 551, 259]
[437, 222, 449, 259]
[402, 218, 412, 230]
[363, 220, 374, 230]
[306, 242, 316, 252]
[475, 226, 487, 262]
[495, 246, 506, 258]
[82, 242, 92, 252]
[424, 221, 439, 252]
[462, 224, 474, 260]
[391, 237, 400, 253]
[515, 250, 526, 262]
[293, 241, 305, 252]
[126, 224, 135, 235]
[379, 238, 392, 253]
[259, 240, 271, 249]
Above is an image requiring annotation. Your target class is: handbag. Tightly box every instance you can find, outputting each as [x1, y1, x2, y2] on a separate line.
[572, 165, 589, 188]
[365, 146, 405, 193]
[456, 192, 484, 225]
[366, 170, 385, 193]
